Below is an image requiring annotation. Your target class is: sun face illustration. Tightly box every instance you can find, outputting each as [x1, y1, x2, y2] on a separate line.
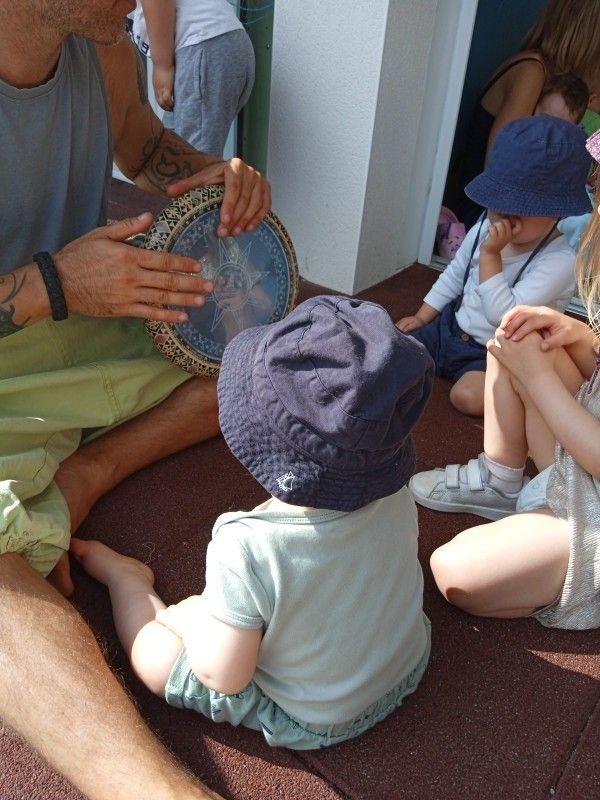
[205, 238, 267, 333]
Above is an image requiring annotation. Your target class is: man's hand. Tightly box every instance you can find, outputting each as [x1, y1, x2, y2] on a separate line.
[53, 214, 213, 323]
[480, 217, 521, 256]
[167, 157, 272, 238]
[152, 63, 175, 111]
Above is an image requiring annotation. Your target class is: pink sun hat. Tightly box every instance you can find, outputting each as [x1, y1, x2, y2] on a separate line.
[586, 129, 600, 163]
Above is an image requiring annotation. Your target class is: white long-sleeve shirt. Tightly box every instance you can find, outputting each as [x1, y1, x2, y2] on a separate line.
[424, 218, 576, 345]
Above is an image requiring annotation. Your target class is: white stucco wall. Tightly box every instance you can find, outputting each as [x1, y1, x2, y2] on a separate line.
[267, 1, 440, 294]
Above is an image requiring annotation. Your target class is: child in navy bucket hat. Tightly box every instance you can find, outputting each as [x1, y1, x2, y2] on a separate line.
[71, 296, 434, 749]
[398, 114, 591, 417]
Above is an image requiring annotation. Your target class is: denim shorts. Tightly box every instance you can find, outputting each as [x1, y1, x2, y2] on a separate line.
[165, 618, 431, 749]
[411, 303, 486, 382]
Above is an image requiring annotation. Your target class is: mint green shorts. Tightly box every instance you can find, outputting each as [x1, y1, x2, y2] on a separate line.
[165, 619, 431, 749]
[0, 315, 189, 575]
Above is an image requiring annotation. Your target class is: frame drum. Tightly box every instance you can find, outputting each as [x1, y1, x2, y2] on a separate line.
[143, 185, 298, 375]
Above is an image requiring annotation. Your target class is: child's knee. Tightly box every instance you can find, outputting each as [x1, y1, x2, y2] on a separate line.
[449, 379, 484, 416]
[430, 542, 486, 613]
[131, 623, 183, 697]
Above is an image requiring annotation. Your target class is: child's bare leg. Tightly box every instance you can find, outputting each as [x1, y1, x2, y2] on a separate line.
[430, 508, 569, 617]
[449, 370, 485, 417]
[483, 344, 584, 470]
[482, 349, 529, 467]
[70, 539, 183, 696]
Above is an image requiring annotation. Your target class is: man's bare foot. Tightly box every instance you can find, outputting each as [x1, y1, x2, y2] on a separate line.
[54, 453, 109, 533]
[48, 552, 75, 597]
[70, 538, 154, 588]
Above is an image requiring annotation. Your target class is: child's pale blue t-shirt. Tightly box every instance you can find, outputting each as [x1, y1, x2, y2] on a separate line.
[203, 487, 429, 727]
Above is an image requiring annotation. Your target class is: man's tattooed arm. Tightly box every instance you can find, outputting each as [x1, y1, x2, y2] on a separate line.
[126, 49, 218, 193]
[99, 41, 221, 195]
[129, 127, 207, 194]
[0, 272, 31, 338]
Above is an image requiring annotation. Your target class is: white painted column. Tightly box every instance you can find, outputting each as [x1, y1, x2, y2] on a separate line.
[267, 1, 438, 294]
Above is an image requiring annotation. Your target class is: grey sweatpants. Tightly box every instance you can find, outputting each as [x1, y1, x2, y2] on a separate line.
[164, 28, 255, 157]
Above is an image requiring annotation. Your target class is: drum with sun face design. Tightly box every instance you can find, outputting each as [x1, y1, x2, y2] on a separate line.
[142, 186, 298, 376]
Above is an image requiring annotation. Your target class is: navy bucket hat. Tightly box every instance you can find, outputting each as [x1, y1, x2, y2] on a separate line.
[465, 115, 591, 217]
[217, 295, 434, 511]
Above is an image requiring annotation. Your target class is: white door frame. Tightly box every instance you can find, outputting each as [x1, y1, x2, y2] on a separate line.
[417, 0, 478, 266]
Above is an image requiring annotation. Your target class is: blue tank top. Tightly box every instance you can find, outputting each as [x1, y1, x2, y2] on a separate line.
[0, 35, 112, 273]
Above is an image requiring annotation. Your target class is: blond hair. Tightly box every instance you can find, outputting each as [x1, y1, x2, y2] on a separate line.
[521, 0, 600, 89]
[576, 190, 600, 334]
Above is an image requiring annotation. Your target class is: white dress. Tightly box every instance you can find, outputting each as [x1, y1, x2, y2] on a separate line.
[535, 358, 600, 629]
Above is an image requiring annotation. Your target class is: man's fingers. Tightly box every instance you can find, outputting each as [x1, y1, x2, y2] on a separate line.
[229, 175, 269, 235]
[245, 179, 272, 230]
[135, 248, 203, 275]
[99, 213, 154, 241]
[218, 164, 244, 232]
[137, 285, 210, 310]
[166, 160, 227, 198]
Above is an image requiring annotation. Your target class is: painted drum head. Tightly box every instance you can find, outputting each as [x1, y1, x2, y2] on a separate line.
[143, 186, 299, 375]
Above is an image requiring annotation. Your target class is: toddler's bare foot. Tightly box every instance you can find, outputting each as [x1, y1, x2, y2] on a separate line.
[70, 539, 154, 588]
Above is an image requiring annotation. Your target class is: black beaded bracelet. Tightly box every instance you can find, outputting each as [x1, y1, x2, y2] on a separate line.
[33, 251, 68, 321]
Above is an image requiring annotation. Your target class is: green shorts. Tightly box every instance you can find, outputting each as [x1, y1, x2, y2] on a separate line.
[165, 619, 431, 749]
[0, 315, 189, 575]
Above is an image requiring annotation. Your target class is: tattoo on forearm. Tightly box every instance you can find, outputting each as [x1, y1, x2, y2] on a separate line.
[0, 272, 30, 338]
[132, 129, 197, 192]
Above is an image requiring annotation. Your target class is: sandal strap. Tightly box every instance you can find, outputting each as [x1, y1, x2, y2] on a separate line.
[466, 457, 484, 491]
[445, 463, 460, 489]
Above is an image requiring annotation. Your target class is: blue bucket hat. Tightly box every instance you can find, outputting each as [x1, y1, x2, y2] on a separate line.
[217, 295, 434, 511]
[465, 115, 591, 217]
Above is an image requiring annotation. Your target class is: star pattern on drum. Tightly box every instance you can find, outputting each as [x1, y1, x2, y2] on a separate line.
[143, 186, 299, 376]
[205, 238, 268, 335]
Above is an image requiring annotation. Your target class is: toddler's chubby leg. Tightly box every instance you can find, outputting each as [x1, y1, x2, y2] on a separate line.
[449, 370, 486, 417]
[71, 539, 183, 696]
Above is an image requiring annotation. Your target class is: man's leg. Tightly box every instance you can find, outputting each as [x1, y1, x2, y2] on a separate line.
[55, 375, 219, 532]
[0, 552, 224, 800]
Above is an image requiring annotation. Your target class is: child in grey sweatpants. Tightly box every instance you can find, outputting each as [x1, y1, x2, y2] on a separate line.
[132, 0, 255, 156]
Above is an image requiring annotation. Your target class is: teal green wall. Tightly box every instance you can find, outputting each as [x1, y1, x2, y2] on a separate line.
[238, 3, 274, 176]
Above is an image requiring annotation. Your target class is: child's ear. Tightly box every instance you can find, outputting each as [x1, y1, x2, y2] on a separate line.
[588, 92, 600, 114]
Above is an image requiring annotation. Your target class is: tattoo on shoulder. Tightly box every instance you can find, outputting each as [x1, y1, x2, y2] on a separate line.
[0, 272, 30, 338]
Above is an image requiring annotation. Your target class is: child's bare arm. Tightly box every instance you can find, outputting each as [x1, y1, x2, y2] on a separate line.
[479, 218, 520, 284]
[396, 302, 438, 333]
[140, 0, 176, 111]
[499, 305, 597, 379]
[156, 595, 262, 695]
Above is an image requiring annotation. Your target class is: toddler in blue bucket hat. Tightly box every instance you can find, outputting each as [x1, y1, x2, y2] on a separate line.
[398, 114, 591, 417]
[71, 295, 434, 749]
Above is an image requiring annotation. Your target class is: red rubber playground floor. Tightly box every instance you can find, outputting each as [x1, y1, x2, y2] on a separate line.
[1, 181, 598, 800]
